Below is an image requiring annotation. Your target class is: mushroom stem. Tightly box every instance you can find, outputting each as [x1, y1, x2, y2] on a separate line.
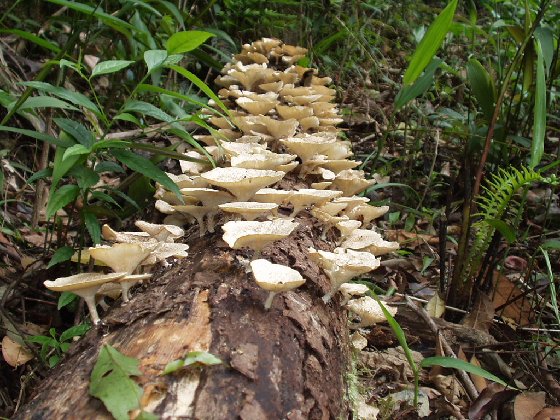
[120, 281, 132, 303]
[83, 295, 101, 325]
[264, 291, 277, 310]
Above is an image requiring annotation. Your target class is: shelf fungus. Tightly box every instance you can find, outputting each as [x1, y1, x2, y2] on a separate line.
[251, 259, 305, 310]
[222, 219, 299, 256]
[44, 272, 127, 325]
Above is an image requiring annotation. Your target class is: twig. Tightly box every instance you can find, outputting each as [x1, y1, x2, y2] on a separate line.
[103, 121, 197, 140]
[405, 296, 479, 401]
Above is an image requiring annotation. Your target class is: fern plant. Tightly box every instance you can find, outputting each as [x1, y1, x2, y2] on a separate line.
[460, 166, 547, 285]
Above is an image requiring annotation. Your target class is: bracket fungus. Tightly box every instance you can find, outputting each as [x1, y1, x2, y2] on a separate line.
[222, 219, 299, 256]
[250, 259, 305, 309]
[340, 229, 400, 256]
[219, 202, 278, 221]
[346, 296, 397, 329]
[308, 247, 380, 303]
[44, 272, 127, 325]
[201, 167, 286, 201]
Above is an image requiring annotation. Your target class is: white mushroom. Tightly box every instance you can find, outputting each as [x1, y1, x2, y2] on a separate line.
[251, 259, 305, 309]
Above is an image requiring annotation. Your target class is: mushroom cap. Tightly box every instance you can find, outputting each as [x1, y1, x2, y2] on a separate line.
[256, 116, 299, 139]
[236, 97, 278, 115]
[155, 199, 177, 215]
[219, 202, 278, 221]
[222, 219, 299, 251]
[331, 170, 375, 196]
[346, 204, 389, 225]
[253, 188, 293, 205]
[288, 189, 344, 215]
[201, 167, 286, 201]
[148, 242, 190, 262]
[101, 224, 153, 244]
[276, 104, 313, 120]
[340, 229, 400, 255]
[333, 196, 370, 211]
[180, 188, 234, 207]
[44, 272, 127, 292]
[310, 181, 332, 190]
[251, 259, 305, 292]
[350, 331, 368, 350]
[280, 136, 338, 161]
[339, 283, 370, 300]
[230, 151, 296, 171]
[346, 296, 397, 327]
[336, 219, 362, 238]
[221, 141, 267, 157]
[135, 221, 184, 242]
[89, 243, 153, 274]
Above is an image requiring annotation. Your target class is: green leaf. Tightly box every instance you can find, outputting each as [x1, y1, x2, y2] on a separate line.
[47, 246, 74, 269]
[485, 218, 516, 244]
[541, 240, 560, 250]
[121, 100, 175, 123]
[27, 168, 52, 184]
[91, 191, 121, 208]
[531, 38, 546, 169]
[113, 112, 142, 126]
[144, 49, 168, 73]
[395, 58, 442, 110]
[15, 96, 78, 111]
[46, 184, 80, 220]
[420, 356, 508, 386]
[54, 118, 95, 148]
[62, 144, 91, 162]
[57, 292, 78, 310]
[83, 209, 101, 244]
[60, 323, 90, 343]
[183, 351, 222, 367]
[535, 26, 554, 76]
[46, 0, 135, 37]
[91, 60, 135, 79]
[111, 149, 182, 201]
[0, 29, 60, 53]
[162, 359, 185, 374]
[94, 161, 125, 173]
[0, 126, 73, 147]
[21, 82, 101, 117]
[52, 144, 82, 189]
[70, 166, 100, 190]
[90, 345, 143, 420]
[467, 58, 496, 122]
[168, 65, 229, 115]
[403, 0, 458, 85]
[166, 30, 214, 54]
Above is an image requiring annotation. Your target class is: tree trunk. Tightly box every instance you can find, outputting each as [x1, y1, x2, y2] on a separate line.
[14, 216, 350, 419]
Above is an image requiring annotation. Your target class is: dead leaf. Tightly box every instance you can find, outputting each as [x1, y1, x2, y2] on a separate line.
[504, 256, 527, 271]
[469, 355, 487, 393]
[426, 292, 445, 318]
[492, 271, 532, 326]
[462, 293, 494, 334]
[385, 230, 439, 249]
[1, 335, 33, 367]
[468, 382, 517, 420]
[534, 406, 560, 420]
[513, 391, 546, 420]
[429, 333, 446, 379]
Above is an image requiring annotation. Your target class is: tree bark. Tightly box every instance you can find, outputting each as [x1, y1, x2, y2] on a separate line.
[14, 216, 350, 419]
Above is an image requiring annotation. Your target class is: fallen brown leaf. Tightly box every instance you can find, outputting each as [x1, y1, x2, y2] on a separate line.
[513, 391, 546, 420]
[462, 293, 494, 334]
[1, 335, 33, 367]
[468, 382, 517, 420]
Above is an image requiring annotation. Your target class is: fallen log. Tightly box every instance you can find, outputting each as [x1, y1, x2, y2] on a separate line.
[15, 217, 350, 419]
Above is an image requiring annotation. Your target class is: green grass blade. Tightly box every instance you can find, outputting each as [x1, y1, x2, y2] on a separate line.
[420, 356, 508, 386]
[403, 0, 457, 85]
[0, 29, 60, 53]
[530, 38, 546, 169]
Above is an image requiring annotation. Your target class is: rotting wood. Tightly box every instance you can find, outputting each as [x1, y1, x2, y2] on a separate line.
[14, 217, 350, 419]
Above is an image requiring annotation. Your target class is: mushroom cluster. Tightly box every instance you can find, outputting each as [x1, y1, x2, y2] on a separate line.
[44, 221, 189, 324]
[45, 38, 398, 326]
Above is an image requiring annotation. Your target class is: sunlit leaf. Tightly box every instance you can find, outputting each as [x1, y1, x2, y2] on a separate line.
[166, 30, 214, 54]
[91, 60, 135, 78]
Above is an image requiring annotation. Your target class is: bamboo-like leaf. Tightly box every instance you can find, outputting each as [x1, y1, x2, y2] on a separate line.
[530, 38, 546, 169]
[165, 30, 214, 54]
[467, 58, 496, 122]
[91, 60, 135, 79]
[121, 100, 175, 123]
[421, 356, 508, 386]
[46, 184, 80, 220]
[14, 96, 78, 112]
[535, 27, 554, 76]
[0, 29, 60, 53]
[395, 58, 442, 110]
[21, 82, 101, 117]
[0, 126, 72, 147]
[144, 50, 168, 74]
[403, 0, 458, 85]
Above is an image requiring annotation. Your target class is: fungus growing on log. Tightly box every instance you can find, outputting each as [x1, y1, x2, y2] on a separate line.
[250, 259, 305, 309]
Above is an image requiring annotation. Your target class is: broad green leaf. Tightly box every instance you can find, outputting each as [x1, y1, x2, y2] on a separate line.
[70, 166, 99, 190]
[535, 26, 554, 76]
[27, 168, 52, 184]
[403, 0, 458, 85]
[531, 38, 546, 169]
[54, 118, 95, 148]
[0, 126, 72, 147]
[83, 209, 101, 244]
[46, 184, 80, 220]
[121, 100, 175, 123]
[90, 345, 143, 420]
[395, 58, 442, 110]
[467, 58, 496, 122]
[0, 29, 60, 53]
[62, 144, 91, 162]
[94, 161, 125, 173]
[144, 49, 167, 73]
[113, 112, 142, 126]
[92, 140, 131, 151]
[111, 149, 182, 201]
[183, 351, 222, 367]
[91, 191, 121, 208]
[46, 0, 135, 37]
[420, 356, 508, 386]
[162, 359, 185, 374]
[47, 246, 74, 269]
[15, 96, 78, 112]
[485, 218, 515, 243]
[91, 60, 135, 79]
[21, 82, 101, 117]
[169, 65, 229, 115]
[541, 240, 560, 250]
[166, 30, 214, 54]
[52, 143, 81, 189]
[57, 292, 78, 310]
[59, 323, 90, 342]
